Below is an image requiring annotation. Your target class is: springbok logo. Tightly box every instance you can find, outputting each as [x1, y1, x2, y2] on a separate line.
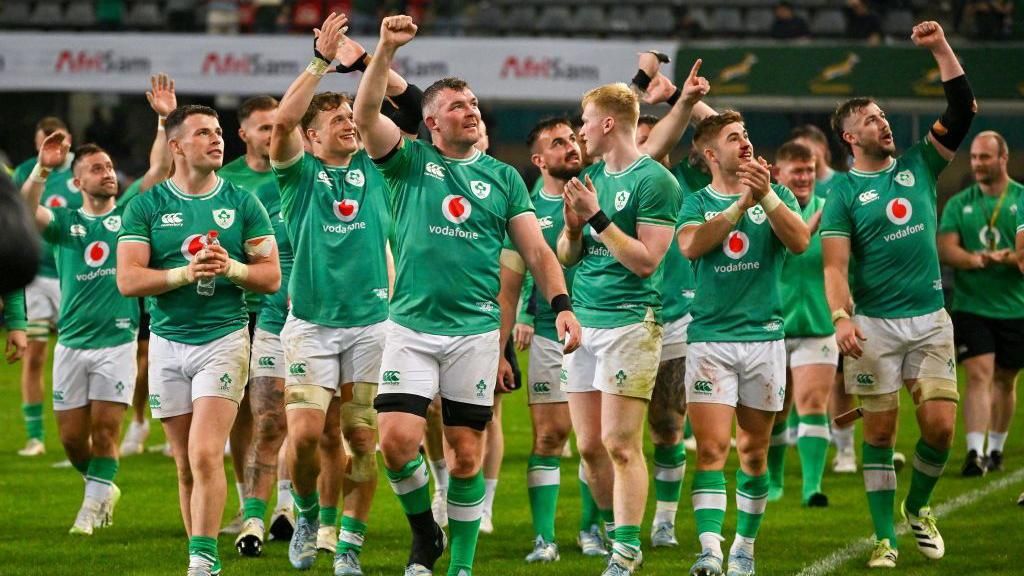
[332, 199, 359, 223]
[886, 198, 912, 225]
[723, 231, 749, 260]
[83, 241, 110, 268]
[441, 195, 472, 224]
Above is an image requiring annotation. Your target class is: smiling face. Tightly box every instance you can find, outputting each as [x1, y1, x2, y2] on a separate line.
[776, 156, 816, 205]
[532, 122, 582, 181]
[170, 113, 224, 172]
[841, 101, 895, 160]
[308, 101, 359, 158]
[426, 87, 482, 150]
[73, 150, 118, 199]
[707, 121, 753, 174]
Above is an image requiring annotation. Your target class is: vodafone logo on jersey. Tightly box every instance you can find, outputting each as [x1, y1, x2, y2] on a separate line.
[886, 198, 912, 225]
[723, 231, 749, 260]
[83, 241, 110, 268]
[332, 199, 360, 223]
[441, 195, 472, 224]
[46, 195, 68, 208]
[180, 234, 208, 261]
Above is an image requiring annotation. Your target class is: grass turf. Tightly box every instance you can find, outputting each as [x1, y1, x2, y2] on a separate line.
[0, 335, 1021, 575]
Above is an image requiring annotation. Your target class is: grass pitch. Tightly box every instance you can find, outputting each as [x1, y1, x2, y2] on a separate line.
[1, 334, 1021, 575]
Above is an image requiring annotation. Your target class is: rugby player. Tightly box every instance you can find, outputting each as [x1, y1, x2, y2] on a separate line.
[354, 14, 580, 576]
[821, 21, 975, 568]
[118, 104, 280, 576]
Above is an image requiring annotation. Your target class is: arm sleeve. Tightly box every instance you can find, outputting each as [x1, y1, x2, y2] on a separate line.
[910, 136, 950, 183]
[118, 197, 152, 245]
[677, 189, 705, 229]
[41, 207, 67, 244]
[2, 289, 28, 330]
[1017, 197, 1024, 234]
[819, 188, 852, 239]
[242, 193, 275, 242]
[272, 152, 309, 221]
[637, 171, 682, 228]
[506, 169, 535, 220]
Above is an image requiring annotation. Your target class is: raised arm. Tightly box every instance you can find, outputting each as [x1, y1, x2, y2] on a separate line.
[912, 21, 975, 161]
[139, 73, 176, 192]
[638, 60, 710, 161]
[271, 12, 349, 165]
[20, 132, 69, 231]
[353, 15, 417, 159]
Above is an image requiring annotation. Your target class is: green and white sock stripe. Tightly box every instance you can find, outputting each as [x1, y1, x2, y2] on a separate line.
[291, 489, 320, 522]
[692, 470, 727, 539]
[527, 454, 561, 488]
[735, 470, 768, 539]
[527, 454, 561, 541]
[385, 454, 431, 515]
[337, 515, 367, 555]
[797, 413, 831, 500]
[862, 442, 898, 546]
[611, 524, 641, 562]
[448, 473, 485, 576]
[188, 535, 219, 567]
[797, 413, 831, 441]
[244, 497, 268, 521]
[84, 457, 118, 501]
[22, 403, 43, 441]
[769, 421, 789, 447]
[906, 438, 949, 515]
[654, 443, 686, 524]
[447, 488, 485, 523]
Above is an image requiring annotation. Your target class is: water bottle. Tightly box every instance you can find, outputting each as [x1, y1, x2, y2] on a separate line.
[196, 230, 219, 296]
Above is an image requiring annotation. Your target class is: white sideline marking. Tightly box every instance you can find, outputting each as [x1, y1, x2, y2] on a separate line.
[795, 467, 1024, 576]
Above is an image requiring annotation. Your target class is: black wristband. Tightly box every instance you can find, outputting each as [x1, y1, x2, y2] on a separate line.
[588, 210, 611, 234]
[666, 86, 683, 107]
[631, 69, 653, 92]
[313, 37, 331, 65]
[334, 51, 369, 74]
[551, 294, 573, 314]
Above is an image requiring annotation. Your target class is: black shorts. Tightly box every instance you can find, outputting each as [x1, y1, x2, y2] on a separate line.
[137, 299, 150, 341]
[952, 311, 1024, 370]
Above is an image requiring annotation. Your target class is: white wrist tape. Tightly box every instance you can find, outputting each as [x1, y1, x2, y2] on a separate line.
[225, 259, 249, 282]
[166, 266, 193, 289]
[29, 164, 51, 183]
[722, 202, 743, 225]
[761, 190, 783, 213]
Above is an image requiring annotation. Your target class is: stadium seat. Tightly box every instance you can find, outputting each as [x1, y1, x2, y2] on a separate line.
[606, 5, 640, 35]
[124, 0, 166, 29]
[708, 7, 744, 35]
[574, 5, 607, 36]
[64, 1, 98, 29]
[687, 7, 711, 32]
[639, 5, 676, 37]
[468, 2, 504, 36]
[745, 8, 774, 35]
[502, 6, 537, 36]
[535, 6, 573, 35]
[291, 0, 323, 32]
[883, 9, 915, 37]
[27, 0, 65, 28]
[0, 0, 33, 28]
[809, 8, 846, 36]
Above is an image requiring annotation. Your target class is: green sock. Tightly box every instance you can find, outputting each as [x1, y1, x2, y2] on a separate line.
[862, 442, 897, 546]
[84, 457, 118, 501]
[578, 462, 599, 531]
[692, 470, 727, 541]
[527, 453, 560, 542]
[319, 505, 338, 527]
[653, 443, 686, 525]
[291, 489, 320, 522]
[797, 413, 830, 503]
[337, 515, 367, 555]
[385, 453, 431, 515]
[447, 472, 485, 576]
[72, 458, 91, 476]
[611, 524, 641, 563]
[786, 407, 799, 429]
[905, 438, 949, 515]
[188, 535, 219, 571]
[243, 497, 267, 522]
[735, 469, 769, 539]
[22, 403, 43, 441]
[767, 420, 788, 496]
[600, 508, 615, 541]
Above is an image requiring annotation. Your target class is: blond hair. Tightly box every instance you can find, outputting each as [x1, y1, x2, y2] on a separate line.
[581, 83, 639, 129]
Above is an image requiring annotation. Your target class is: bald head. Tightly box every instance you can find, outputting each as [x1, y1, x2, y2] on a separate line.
[970, 130, 1009, 186]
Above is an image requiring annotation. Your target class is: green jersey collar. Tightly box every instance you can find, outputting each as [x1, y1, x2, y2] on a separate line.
[849, 157, 896, 177]
[167, 176, 224, 201]
[604, 155, 649, 178]
[704, 184, 742, 201]
[440, 147, 482, 166]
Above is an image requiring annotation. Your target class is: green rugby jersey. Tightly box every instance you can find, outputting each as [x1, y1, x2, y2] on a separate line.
[376, 139, 534, 336]
[519, 187, 574, 342]
[1018, 193, 1024, 235]
[813, 168, 837, 199]
[2, 289, 27, 330]
[275, 150, 390, 329]
[119, 177, 274, 345]
[219, 156, 283, 313]
[680, 183, 800, 343]
[939, 180, 1024, 319]
[662, 160, 710, 322]
[14, 156, 82, 279]
[780, 194, 833, 337]
[820, 137, 948, 319]
[255, 210, 294, 335]
[44, 195, 141, 349]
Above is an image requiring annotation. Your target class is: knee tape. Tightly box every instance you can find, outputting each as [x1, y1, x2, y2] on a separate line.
[285, 384, 333, 412]
[346, 448, 378, 483]
[910, 378, 960, 406]
[859, 391, 899, 412]
[341, 382, 379, 434]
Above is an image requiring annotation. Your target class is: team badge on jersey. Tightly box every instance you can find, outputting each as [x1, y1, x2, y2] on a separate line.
[886, 198, 912, 225]
[746, 204, 767, 225]
[83, 241, 110, 268]
[978, 225, 1001, 247]
[614, 190, 631, 211]
[441, 195, 472, 224]
[895, 170, 915, 187]
[470, 180, 491, 200]
[345, 169, 365, 187]
[103, 215, 122, 232]
[180, 234, 208, 261]
[213, 208, 235, 229]
[46, 195, 68, 208]
[332, 199, 360, 223]
[723, 230, 749, 260]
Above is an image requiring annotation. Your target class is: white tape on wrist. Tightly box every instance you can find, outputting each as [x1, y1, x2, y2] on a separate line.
[761, 190, 783, 213]
[722, 202, 743, 225]
[29, 164, 51, 183]
[225, 259, 249, 282]
[166, 266, 193, 289]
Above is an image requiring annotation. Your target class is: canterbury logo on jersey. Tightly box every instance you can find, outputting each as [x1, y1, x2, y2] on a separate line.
[382, 370, 400, 383]
[288, 361, 307, 376]
[317, 171, 334, 188]
[532, 382, 551, 393]
[693, 380, 713, 394]
[257, 356, 275, 367]
[538, 216, 554, 230]
[858, 190, 879, 205]
[855, 373, 875, 385]
[425, 162, 446, 180]
[161, 213, 184, 226]
[70, 224, 87, 237]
